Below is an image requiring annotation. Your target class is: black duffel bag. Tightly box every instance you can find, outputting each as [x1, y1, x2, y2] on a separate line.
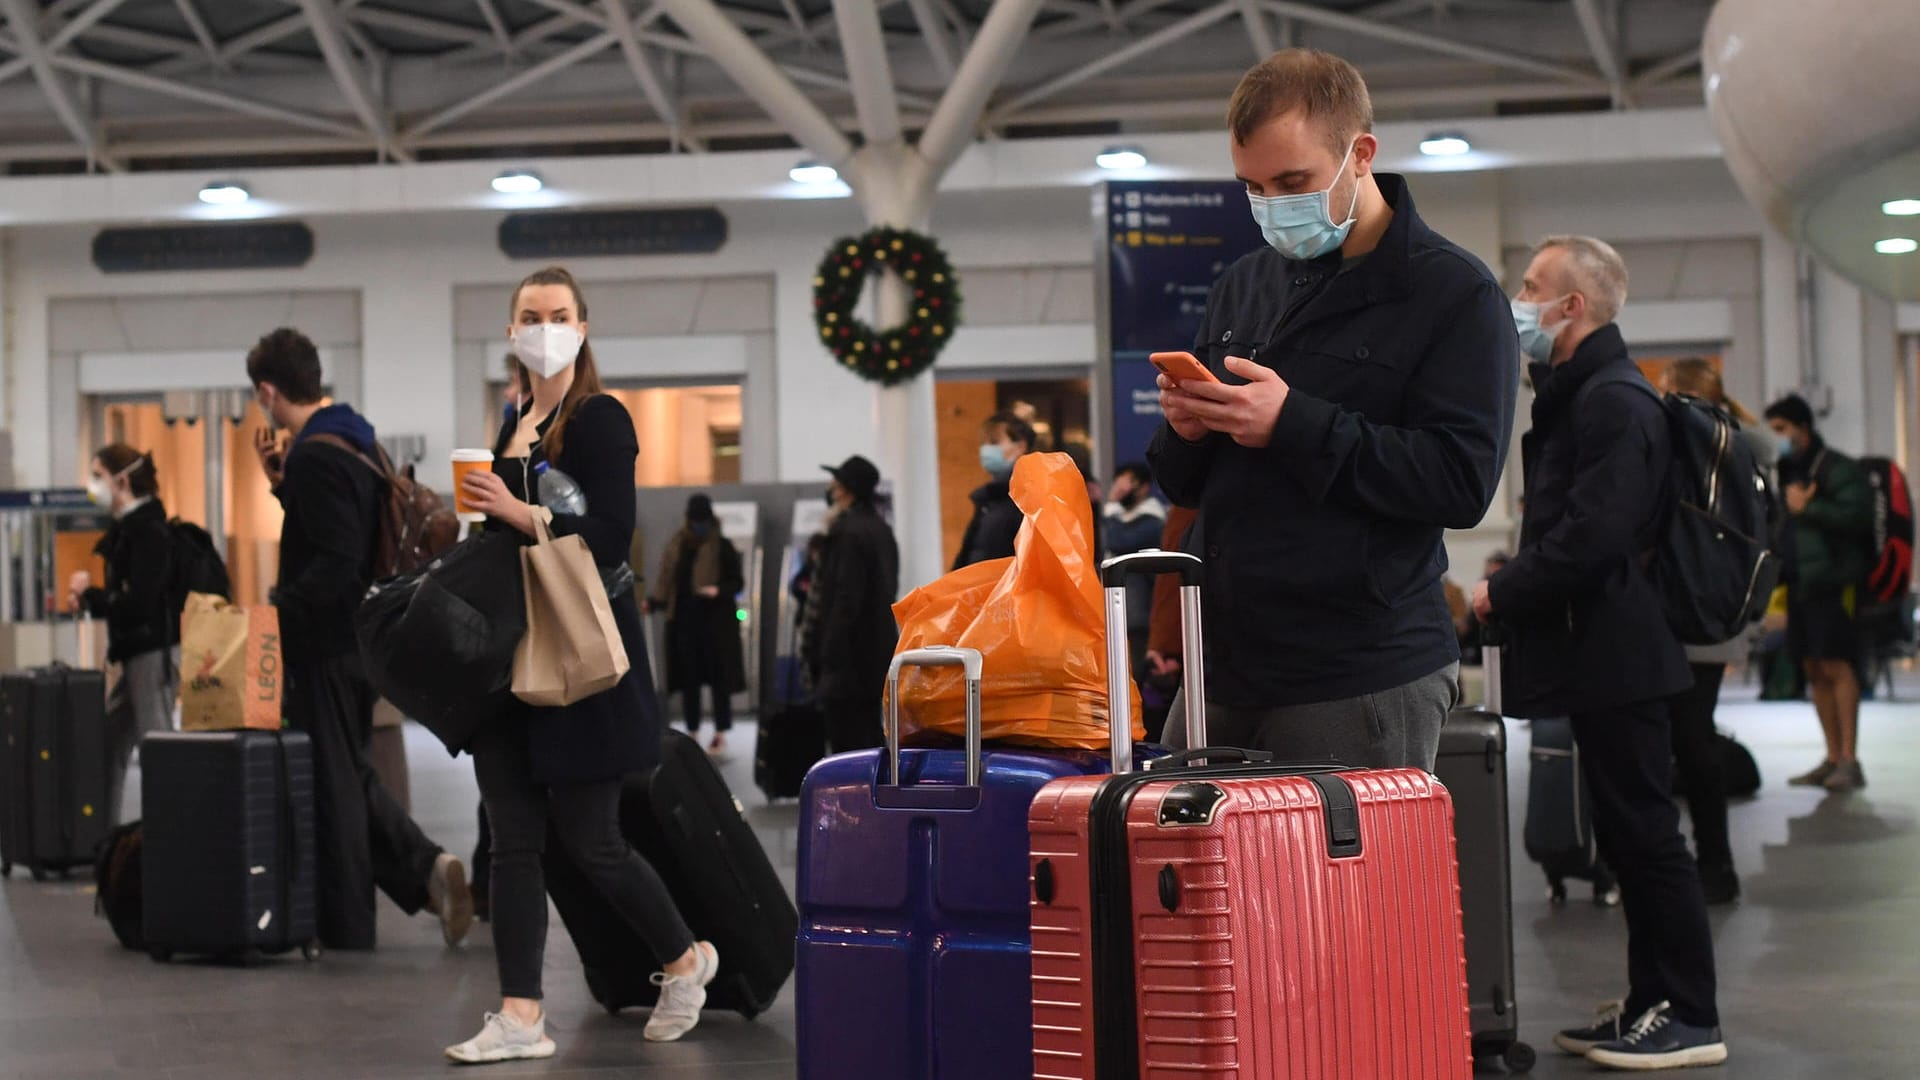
[355, 529, 525, 755]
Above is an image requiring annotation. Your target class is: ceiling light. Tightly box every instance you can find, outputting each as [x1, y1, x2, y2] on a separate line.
[789, 161, 838, 185]
[1419, 133, 1471, 157]
[197, 181, 249, 205]
[491, 170, 543, 194]
[1883, 199, 1920, 217]
[1095, 146, 1148, 171]
[1874, 237, 1918, 255]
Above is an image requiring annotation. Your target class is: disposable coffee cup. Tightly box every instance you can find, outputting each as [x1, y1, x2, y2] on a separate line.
[451, 449, 494, 522]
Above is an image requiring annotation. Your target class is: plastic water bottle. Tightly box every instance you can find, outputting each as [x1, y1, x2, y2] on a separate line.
[533, 461, 586, 516]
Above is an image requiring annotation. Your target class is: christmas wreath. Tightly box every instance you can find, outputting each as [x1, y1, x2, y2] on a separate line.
[813, 226, 961, 385]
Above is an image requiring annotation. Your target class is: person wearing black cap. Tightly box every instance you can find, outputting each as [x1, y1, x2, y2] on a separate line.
[647, 494, 747, 754]
[805, 455, 900, 752]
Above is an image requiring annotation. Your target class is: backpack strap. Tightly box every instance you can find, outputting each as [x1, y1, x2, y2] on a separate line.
[303, 433, 392, 481]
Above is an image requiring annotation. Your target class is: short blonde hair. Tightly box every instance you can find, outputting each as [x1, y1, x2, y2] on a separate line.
[1534, 235, 1629, 325]
[1227, 48, 1373, 157]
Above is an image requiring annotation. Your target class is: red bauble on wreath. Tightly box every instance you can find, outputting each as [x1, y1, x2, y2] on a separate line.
[812, 227, 962, 385]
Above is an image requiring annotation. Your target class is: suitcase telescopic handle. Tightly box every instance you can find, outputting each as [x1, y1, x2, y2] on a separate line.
[1479, 620, 1503, 715]
[1100, 550, 1206, 774]
[884, 645, 985, 790]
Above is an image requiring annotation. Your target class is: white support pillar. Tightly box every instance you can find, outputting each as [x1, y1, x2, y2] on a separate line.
[917, 0, 1049, 175]
[832, 0, 905, 147]
[654, 0, 855, 167]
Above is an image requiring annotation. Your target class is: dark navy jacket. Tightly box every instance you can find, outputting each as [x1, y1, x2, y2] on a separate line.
[1148, 174, 1518, 707]
[1488, 324, 1692, 717]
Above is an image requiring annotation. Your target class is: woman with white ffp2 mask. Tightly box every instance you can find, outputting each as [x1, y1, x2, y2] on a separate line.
[446, 265, 717, 1066]
[69, 444, 184, 825]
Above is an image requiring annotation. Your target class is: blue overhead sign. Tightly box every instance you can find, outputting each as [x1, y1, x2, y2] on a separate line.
[1098, 181, 1264, 473]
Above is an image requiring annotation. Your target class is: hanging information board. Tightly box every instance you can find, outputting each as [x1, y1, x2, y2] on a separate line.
[92, 222, 315, 274]
[498, 208, 728, 259]
[1096, 181, 1264, 472]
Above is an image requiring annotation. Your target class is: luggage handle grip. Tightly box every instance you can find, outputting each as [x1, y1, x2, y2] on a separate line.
[1147, 746, 1274, 770]
[1100, 550, 1203, 588]
[883, 646, 984, 792]
[1101, 552, 1206, 773]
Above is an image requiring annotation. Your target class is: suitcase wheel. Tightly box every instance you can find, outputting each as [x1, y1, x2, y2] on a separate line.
[301, 941, 323, 962]
[1593, 884, 1622, 907]
[1503, 1041, 1537, 1073]
[148, 946, 173, 964]
[1547, 878, 1568, 905]
[29, 866, 50, 883]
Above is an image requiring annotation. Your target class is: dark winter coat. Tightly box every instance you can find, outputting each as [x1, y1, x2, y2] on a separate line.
[652, 527, 747, 695]
[81, 497, 176, 663]
[953, 478, 1021, 569]
[806, 501, 900, 703]
[276, 405, 384, 663]
[490, 395, 662, 784]
[1778, 437, 1874, 594]
[1486, 325, 1692, 717]
[1147, 174, 1519, 707]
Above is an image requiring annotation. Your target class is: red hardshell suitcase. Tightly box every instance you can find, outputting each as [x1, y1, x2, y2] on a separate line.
[1028, 552, 1474, 1080]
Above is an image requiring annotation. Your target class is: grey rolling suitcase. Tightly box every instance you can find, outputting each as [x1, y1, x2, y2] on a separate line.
[140, 730, 320, 963]
[0, 665, 111, 880]
[1436, 642, 1534, 1074]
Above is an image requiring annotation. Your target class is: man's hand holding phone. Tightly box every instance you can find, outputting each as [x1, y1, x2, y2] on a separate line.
[1153, 352, 1216, 442]
[253, 426, 287, 487]
[1155, 351, 1292, 449]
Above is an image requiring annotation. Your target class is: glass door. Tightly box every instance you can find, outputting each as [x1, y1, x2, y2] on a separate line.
[92, 393, 282, 608]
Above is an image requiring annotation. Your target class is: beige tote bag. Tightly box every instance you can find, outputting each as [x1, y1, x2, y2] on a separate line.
[511, 507, 630, 706]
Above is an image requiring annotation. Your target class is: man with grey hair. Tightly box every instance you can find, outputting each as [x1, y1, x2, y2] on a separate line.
[1474, 235, 1726, 1070]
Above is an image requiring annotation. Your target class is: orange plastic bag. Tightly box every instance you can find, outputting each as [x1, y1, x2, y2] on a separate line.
[891, 452, 1144, 750]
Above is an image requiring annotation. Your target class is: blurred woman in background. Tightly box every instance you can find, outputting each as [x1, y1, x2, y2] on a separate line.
[69, 444, 179, 823]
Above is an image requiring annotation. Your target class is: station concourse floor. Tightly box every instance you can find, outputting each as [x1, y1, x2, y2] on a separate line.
[2, 680, 1917, 1079]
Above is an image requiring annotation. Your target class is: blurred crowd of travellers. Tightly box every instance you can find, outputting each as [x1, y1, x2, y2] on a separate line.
[5, 42, 1911, 1079]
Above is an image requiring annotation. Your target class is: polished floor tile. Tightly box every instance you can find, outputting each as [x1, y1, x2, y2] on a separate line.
[2, 681, 1914, 1077]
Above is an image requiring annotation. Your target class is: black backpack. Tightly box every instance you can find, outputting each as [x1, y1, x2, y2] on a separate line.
[1585, 377, 1781, 644]
[167, 519, 231, 611]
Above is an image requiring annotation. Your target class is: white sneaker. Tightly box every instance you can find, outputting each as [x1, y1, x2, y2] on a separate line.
[445, 1011, 556, 1064]
[644, 942, 719, 1042]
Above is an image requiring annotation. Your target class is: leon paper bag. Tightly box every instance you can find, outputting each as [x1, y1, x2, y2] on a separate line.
[178, 592, 283, 731]
[891, 452, 1145, 750]
[512, 508, 630, 707]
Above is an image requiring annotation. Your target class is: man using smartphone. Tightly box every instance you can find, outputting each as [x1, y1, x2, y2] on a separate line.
[1149, 48, 1518, 771]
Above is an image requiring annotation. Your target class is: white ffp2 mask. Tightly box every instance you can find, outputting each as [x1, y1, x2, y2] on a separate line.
[512, 323, 583, 378]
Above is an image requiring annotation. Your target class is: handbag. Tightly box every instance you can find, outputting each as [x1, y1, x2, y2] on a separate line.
[354, 529, 526, 754]
[512, 507, 631, 707]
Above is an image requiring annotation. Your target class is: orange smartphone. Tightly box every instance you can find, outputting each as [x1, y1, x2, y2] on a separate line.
[1150, 351, 1219, 384]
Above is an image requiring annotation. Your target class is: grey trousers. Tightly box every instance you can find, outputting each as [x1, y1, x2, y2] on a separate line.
[108, 646, 179, 823]
[1159, 662, 1459, 772]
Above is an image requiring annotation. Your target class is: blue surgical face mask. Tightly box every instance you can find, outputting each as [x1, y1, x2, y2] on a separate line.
[1774, 433, 1796, 460]
[1510, 296, 1571, 363]
[980, 443, 1013, 479]
[1246, 139, 1360, 261]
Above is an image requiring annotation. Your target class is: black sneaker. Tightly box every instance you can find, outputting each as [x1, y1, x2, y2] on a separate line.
[1587, 1002, 1728, 1070]
[1554, 999, 1626, 1056]
[1698, 861, 1741, 906]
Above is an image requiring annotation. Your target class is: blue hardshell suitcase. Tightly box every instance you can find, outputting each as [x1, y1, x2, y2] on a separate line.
[794, 644, 1152, 1080]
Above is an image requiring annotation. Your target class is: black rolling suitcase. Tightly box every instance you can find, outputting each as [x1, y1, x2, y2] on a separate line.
[1524, 715, 1620, 906]
[0, 665, 110, 880]
[140, 730, 320, 963]
[547, 728, 796, 1018]
[1436, 641, 1534, 1074]
[753, 702, 825, 801]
